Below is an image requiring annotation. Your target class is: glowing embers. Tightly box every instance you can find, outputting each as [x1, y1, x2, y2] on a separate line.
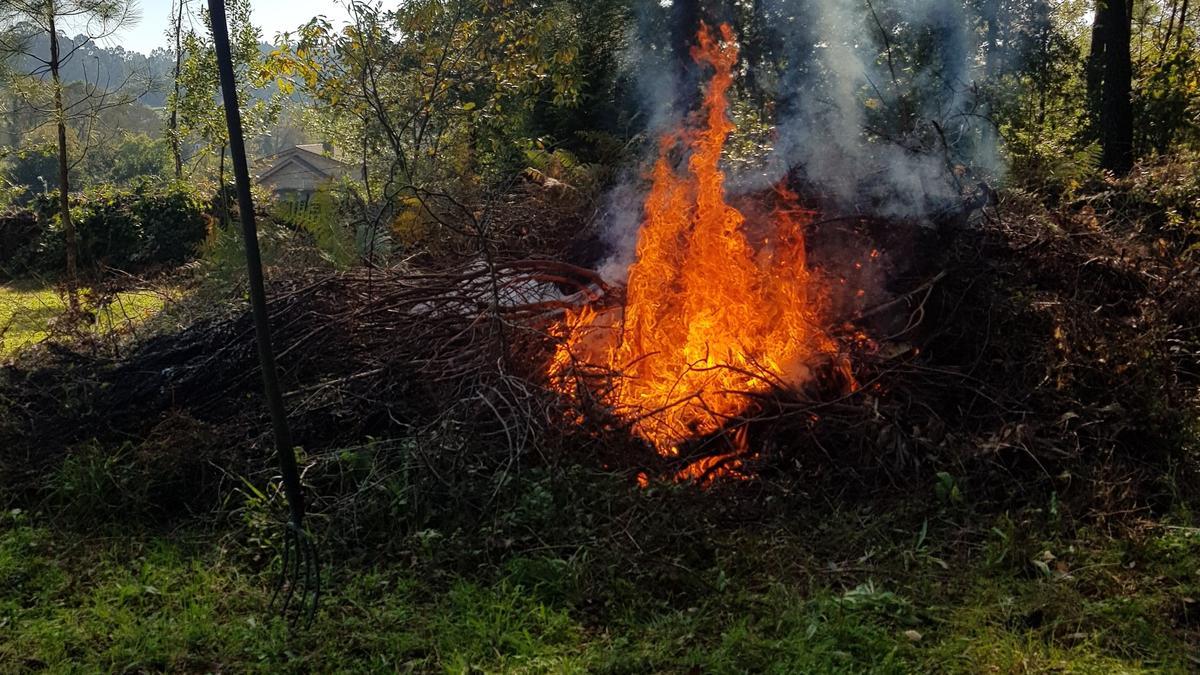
[551, 23, 840, 482]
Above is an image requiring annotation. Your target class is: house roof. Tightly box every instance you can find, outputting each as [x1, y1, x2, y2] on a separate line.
[256, 143, 353, 169]
[295, 143, 333, 156]
[257, 152, 331, 182]
[254, 144, 357, 190]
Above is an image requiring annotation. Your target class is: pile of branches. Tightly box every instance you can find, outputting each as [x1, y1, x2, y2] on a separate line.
[1, 185, 1197, 528]
[0, 259, 603, 521]
[538, 186, 1200, 515]
[730, 188, 1200, 516]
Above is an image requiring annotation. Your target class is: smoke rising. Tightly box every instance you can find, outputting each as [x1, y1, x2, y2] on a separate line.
[752, 0, 1000, 202]
[596, 0, 1003, 281]
[748, 0, 996, 218]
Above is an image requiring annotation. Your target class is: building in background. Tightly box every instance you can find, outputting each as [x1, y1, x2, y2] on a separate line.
[254, 144, 358, 202]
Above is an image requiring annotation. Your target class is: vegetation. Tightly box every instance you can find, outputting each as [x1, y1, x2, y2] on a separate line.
[1, 480, 1198, 672]
[1, 184, 209, 279]
[0, 0, 1198, 671]
[0, 281, 170, 355]
[0, 0, 142, 307]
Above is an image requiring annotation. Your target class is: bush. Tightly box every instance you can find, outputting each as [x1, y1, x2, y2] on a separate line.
[271, 190, 358, 268]
[133, 187, 209, 265]
[70, 187, 143, 270]
[8, 184, 210, 278]
[0, 209, 40, 279]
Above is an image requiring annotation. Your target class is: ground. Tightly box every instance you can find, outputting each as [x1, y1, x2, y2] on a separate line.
[0, 282, 170, 357]
[2, 493, 1198, 673]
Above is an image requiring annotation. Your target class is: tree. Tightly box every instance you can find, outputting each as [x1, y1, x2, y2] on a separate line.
[274, 0, 587, 259]
[0, 0, 139, 306]
[1087, 0, 1135, 173]
[1128, 0, 1200, 155]
[176, 0, 280, 190]
[83, 132, 170, 183]
[165, 0, 187, 179]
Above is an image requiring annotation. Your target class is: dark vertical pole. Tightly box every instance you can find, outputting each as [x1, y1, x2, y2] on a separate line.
[207, 0, 305, 527]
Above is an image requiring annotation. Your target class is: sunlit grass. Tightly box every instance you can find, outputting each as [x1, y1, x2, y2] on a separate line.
[0, 281, 173, 358]
[1, 506, 1196, 673]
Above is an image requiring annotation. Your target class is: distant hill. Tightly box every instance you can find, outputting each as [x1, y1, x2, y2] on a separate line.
[8, 29, 279, 108]
[8, 29, 176, 107]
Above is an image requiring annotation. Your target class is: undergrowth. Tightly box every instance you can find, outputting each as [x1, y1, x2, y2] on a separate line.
[1, 164, 1198, 672]
[1, 476, 1197, 673]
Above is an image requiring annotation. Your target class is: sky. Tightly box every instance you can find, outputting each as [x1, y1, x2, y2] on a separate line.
[107, 0, 354, 55]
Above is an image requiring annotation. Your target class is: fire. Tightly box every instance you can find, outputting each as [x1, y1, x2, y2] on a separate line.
[551, 23, 839, 480]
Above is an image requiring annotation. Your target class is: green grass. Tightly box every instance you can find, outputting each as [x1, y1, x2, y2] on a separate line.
[0, 281, 171, 358]
[1, 503, 1197, 674]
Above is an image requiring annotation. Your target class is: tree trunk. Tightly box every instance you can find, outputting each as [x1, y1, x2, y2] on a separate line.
[1176, 0, 1190, 51]
[219, 144, 230, 227]
[1100, 0, 1134, 173]
[670, 0, 702, 112]
[48, 10, 80, 309]
[1159, 0, 1180, 64]
[1085, 1, 1108, 134]
[670, 0, 701, 61]
[170, 0, 185, 179]
[4, 95, 18, 147]
[984, 0, 1001, 78]
[1086, 0, 1134, 174]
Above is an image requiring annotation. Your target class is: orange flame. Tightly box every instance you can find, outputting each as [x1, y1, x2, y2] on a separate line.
[551, 23, 838, 479]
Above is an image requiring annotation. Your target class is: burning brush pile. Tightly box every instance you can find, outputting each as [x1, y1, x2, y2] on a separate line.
[550, 24, 852, 483]
[1, 26, 1198, 525]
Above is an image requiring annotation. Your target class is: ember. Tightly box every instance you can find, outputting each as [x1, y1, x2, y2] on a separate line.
[551, 23, 844, 481]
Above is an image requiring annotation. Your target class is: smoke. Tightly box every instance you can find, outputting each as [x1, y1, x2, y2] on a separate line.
[594, 0, 1004, 281]
[742, 0, 999, 219]
[596, 178, 644, 281]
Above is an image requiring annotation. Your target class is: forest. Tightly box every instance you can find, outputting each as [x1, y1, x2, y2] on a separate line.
[0, 0, 1198, 671]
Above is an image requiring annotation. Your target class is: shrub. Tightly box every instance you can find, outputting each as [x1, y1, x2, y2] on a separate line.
[271, 190, 357, 268]
[133, 186, 209, 265]
[0, 209, 40, 279]
[70, 187, 143, 270]
[8, 184, 210, 278]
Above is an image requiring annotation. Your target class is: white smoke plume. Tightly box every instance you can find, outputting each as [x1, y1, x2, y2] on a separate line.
[744, 0, 998, 218]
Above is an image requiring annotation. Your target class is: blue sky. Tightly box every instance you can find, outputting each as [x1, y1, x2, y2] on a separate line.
[109, 0, 353, 55]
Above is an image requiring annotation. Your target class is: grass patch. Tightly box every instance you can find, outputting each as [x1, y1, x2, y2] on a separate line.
[2, 496, 1198, 673]
[0, 281, 171, 358]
